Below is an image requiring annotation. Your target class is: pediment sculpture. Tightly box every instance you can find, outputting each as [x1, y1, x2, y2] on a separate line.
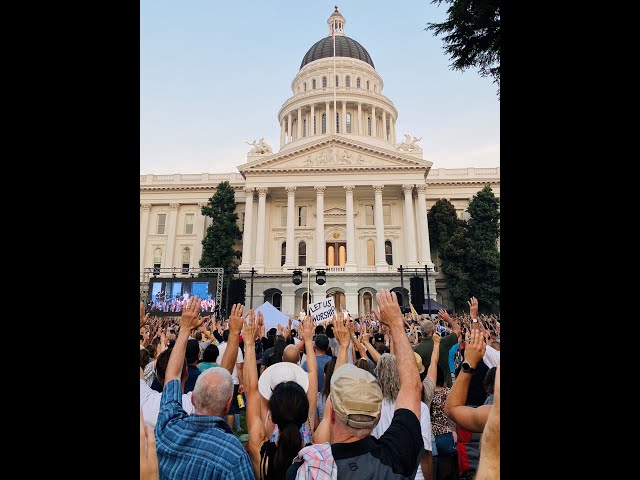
[245, 137, 273, 155]
[396, 134, 422, 152]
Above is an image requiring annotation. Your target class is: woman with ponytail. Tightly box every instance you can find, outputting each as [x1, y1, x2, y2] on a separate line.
[242, 311, 317, 479]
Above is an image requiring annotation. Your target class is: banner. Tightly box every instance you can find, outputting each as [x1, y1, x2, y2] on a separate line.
[309, 297, 336, 324]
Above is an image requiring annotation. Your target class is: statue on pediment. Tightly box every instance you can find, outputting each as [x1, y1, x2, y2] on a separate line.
[317, 151, 327, 165]
[356, 154, 366, 165]
[397, 134, 422, 152]
[303, 155, 313, 166]
[245, 137, 273, 155]
[340, 149, 352, 165]
[330, 146, 338, 164]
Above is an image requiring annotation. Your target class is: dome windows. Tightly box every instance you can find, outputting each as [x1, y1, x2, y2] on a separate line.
[312, 79, 317, 89]
[357, 77, 361, 89]
[322, 76, 327, 88]
[346, 76, 351, 88]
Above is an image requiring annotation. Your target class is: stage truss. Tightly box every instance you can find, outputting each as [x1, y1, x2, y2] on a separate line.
[140, 267, 224, 309]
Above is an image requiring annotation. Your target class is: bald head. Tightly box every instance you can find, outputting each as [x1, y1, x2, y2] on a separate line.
[420, 320, 436, 337]
[283, 344, 300, 364]
[191, 367, 234, 417]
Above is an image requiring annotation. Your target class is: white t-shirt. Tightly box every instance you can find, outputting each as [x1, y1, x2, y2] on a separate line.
[371, 399, 432, 480]
[139, 379, 193, 428]
[483, 345, 500, 369]
[217, 342, 244, 385]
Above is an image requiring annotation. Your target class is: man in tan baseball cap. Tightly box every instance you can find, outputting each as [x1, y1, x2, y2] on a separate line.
[330, 363, 383, 429]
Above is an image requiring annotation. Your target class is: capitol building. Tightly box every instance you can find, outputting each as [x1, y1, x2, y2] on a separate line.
[140, 8, 499, 317]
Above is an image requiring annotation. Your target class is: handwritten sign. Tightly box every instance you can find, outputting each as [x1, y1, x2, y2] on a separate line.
[309, 297, 336, 324]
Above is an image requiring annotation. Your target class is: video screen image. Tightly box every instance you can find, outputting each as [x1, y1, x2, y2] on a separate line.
[147, 278, 217, 316]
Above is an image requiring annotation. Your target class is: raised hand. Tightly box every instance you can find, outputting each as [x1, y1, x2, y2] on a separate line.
[277, 323, 284, 335]
[180, 296, 204, 331]
[242, 310, 257, 347]
[228, 303, 245, 334]
[432, 332, 441, 346]
[140, 412, 159, 480]
[372, 289, 403, 332]
[256, 311, 265, 340]
[468, 296, 479, 319]
[360, 323, 371, 343]
[333, 312, 351, 347]
[438, 308, 452, 323]
[464, 322, 486, 368]
[301, 315, 315, 344]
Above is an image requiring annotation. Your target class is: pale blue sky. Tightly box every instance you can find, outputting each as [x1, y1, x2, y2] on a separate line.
[140, 0, 499, 174]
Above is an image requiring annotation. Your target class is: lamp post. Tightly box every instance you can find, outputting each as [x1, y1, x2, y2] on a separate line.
[290, 267, 325, 316]
[398, 264, 406, 312]
[306, 267, 311, 315]
[424, 265, 432, 318]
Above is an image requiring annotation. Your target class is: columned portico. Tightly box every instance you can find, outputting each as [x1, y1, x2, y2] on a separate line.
[193, 203, 207, 266]
[416, 184, 434, 267]
[140, 204, 151, 273]
[165, 203, 179, 267]
[373, 185, 386, 270]
[315, 186, 326, 268]
[403, 185, 419, 267]
[239, 188, 255, 270]
[254, 187, 268, 272]
[284, 186, 296, 269]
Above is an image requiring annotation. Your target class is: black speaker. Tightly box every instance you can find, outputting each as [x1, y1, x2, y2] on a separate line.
[409, 276, 424, 314]
[228, 278, 246, 308]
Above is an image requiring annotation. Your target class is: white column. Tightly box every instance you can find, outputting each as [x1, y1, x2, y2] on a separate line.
[315, 186, 326, 268]
[310, 104, 315, 135]
[325, 102, 330, 134]
[342, 101, 347, 134]
[382, 110, 387, 141]
[239, 188, 254, 270]
[165, 203, 180, 268]
[280, 119, 285, 148]
[373, 186, 386, 270]
[287, 113, 292, 143]
[391, 117, 396, 144]
[140, 204, 151, 274]
[371, 105, 377, 137]
[254, 187, 268, 272]
[193, 202, 208, 266]
[416, 184, 434, 267]
[297, 107, 302, 140]
[357, 102, 362, 134]
[402, 185, 419, 267]
[344, 186, 356, 272]
[284, 186, 296, 269]
[345, 291, 359, 317]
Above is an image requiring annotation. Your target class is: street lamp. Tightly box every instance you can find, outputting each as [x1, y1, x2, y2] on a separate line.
[290, 267, 324, 316]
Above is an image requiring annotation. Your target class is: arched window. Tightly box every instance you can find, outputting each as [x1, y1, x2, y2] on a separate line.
[385, 240, 393, 266]
[281, 242, 286, 266]
[298, 241, 306, 266]
[346, 113, 351, 133]
[357, 77, 361, 89]
[374, 84, 377, 92]
[366, 80, 370, 90]
[272, 292, 282, 311]
[346, 76, 351, 88]
[181, 247, 191, 273]
[367, 240, 375, 266]
[153, 248, 162, 274]
[335, 75, 339, 87]
[363, 292, 373, 314]
[321, 113, 326, 134]
[303, 118, 307, 137]
[322, 76, 327, 88]
[327, 245, 335, 267]
[312, 79, 316, 90]
[368, 116, 372, 136]
[303, 82, 307, 91]
[336, 112, 340, 133]
[339, 245, 346, 265]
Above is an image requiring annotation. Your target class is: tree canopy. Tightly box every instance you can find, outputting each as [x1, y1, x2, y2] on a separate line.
[426, 0, 500, 96]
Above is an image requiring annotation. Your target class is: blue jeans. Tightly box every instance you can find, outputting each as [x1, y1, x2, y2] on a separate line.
[435, 432, 456, 456]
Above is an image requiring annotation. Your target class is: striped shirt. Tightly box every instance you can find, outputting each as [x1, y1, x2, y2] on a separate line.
[155, 379, 255, 479]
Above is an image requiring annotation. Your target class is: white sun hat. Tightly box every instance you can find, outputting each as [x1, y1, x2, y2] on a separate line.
[258, 362, 310, 400]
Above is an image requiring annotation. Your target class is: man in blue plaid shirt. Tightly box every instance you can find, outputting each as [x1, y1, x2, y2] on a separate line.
[154, 296, 255, 479]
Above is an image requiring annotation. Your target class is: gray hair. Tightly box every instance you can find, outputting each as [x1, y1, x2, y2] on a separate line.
[374, 353, 400, 402]
[420, 320, 436, 338]
[192, 367, 234, 416]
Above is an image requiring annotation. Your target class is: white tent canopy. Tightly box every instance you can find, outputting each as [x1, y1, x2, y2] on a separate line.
[254, 301, 291, 332]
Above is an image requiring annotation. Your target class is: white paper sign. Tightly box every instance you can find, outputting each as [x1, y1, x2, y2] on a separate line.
[309, 297, 336, 324]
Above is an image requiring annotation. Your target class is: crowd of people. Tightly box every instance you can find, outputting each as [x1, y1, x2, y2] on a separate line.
[140, 292, 500, 479]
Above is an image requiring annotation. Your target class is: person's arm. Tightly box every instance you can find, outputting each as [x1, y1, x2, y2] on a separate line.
[140, 412, 159, 480]
[426, 333, 440, 383]
[419, 451, 433, 480]
[237, 361, 244, 393]
[332, 312, 351, 370]
[372, 289, 421, 419]
[443, 322, 491, 432]
[220, 304, 245, 375]
[438, 308, 461, 339]
[359, 325, 381, 364]
[311, 396, 332, 444]
[300, 315, 318, 433]
[241, 310, 267, 475]
[476, 366, 500, 479]
[165, 296, 202, 385]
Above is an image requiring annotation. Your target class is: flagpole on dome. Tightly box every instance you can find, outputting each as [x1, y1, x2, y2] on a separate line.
[332, 5, 337, 136]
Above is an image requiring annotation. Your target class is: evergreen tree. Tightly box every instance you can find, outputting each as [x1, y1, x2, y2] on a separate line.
[199, 181, 242, 273]
[466, 185, 500, 308]
[428, 198, 461, 251]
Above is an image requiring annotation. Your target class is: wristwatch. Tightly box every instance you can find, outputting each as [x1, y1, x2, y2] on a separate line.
[461, 362, 476, 373]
